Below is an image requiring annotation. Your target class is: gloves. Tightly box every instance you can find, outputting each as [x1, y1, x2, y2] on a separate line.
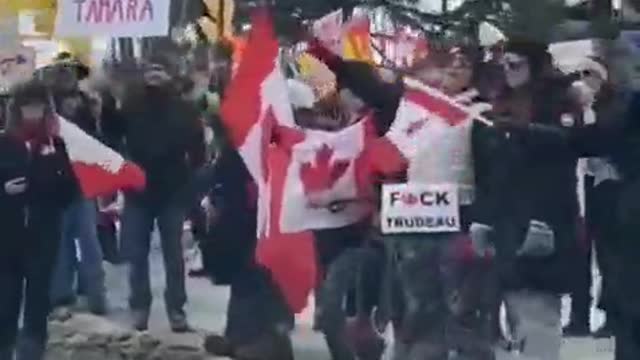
[469, 223, 495, 258]
[4, 177, 27, 195]
[517, 220, 555, 257]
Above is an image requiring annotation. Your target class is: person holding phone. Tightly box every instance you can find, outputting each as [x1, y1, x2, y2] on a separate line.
[0, 80, 76, 360]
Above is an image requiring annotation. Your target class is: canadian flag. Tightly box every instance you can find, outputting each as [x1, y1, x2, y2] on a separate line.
[220, 10, 315, 312]
[57, 116, 146, 199]
[386, 78, 491, 159]
[280, 121, 372, 233]
[220, 10, 295, 238]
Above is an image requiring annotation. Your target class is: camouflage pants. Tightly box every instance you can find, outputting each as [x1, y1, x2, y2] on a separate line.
[314, 245, 385, 360]
[387, 233, 496, 360]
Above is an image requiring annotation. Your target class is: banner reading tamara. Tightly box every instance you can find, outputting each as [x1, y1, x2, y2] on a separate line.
[381, 183, 460, 234]
[54, 0, 170, 38]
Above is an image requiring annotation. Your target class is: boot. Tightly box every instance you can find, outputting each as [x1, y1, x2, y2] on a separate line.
[203, 334, 234, 357]
[131, 310, 149, 332]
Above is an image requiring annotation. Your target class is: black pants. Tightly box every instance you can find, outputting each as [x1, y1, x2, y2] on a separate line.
[571, 178, 621, 327]
[313, 222, 381, 317]
[0, 236, 59, 351]
[224, 264, 294, 347]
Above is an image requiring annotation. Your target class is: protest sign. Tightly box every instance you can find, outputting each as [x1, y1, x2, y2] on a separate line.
[0, 47, 36, 93]
[381, 183, 460, 234]
[0, 14, 19, 47]
[313, 9, 343, 55]
[54, 0, 170, 38]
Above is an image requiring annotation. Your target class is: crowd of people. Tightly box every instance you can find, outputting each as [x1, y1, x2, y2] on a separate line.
[1, 20, 640, 360]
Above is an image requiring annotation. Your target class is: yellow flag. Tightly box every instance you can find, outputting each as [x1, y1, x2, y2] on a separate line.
[297, 53, 337, 99]
[198, 0, 235, 43]
[33, 8, 56, 37]
[342, 16, 373, 63]
[7, 0, 56, 11]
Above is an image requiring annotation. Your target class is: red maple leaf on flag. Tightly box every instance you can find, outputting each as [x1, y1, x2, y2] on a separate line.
[300, 144, 350, 194]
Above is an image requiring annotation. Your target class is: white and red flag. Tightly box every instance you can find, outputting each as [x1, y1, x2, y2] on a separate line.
[386, 78, 491, 159]
[57, 116, 146, 199]
[220, 10, 294, 237]
[220, 10, 315, 312]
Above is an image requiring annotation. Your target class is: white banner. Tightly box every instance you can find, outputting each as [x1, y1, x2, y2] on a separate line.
[0, 47, 36, 93]
[54, 0, 170, 38]
[381, 183, 460, 234]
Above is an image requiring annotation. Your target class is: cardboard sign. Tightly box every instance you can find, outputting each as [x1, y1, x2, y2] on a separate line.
[0, 47, 36, 94]
[381, 183, 460, 234]
[54, 0, 170, 38]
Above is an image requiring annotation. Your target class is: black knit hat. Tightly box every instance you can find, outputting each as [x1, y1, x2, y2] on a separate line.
[52, 51, 90, 80]
[505, 38, 552, 75]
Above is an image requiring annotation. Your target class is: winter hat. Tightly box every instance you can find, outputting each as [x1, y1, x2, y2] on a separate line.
[479, 22, 506, 47]
[52, 51, 90, 80]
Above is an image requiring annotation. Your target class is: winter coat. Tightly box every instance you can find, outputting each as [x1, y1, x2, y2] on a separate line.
[200, 147, 258, 285]
[115, 90, 206, 208]
[0, 134, 76, 260]
[473, 97, 621, 294]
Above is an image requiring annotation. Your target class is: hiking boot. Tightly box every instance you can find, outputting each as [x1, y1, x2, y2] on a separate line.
[132, 310, 149, 332]
[88, 296, 109, 316]
[168, 312, 191, 333]
[203, 334, 234, 357]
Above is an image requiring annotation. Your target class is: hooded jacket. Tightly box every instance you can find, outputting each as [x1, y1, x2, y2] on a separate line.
[115, 86, 206, 208]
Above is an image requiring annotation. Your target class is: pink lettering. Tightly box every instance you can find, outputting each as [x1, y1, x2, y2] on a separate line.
[85, 0, 104, 23]
[139, 0, 153, 21]
[76, 0, 153, 24]
[127, 0, 138, 22]
[107, 0, 124, 23]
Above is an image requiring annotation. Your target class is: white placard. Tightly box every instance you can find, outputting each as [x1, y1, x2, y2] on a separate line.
[54, 0, 170, 38]
[381, 183, 460, 234]
[0, 16, 19, 47]
[0, 46, 36, 93]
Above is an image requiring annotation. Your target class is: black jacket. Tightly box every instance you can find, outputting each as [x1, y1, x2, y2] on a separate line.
[54, 90, 98, 138]
[0, 134, 76, 260]
[473, 105, 619, 294]
[116, 91, 206, 208]
[200, 147, 258, 284]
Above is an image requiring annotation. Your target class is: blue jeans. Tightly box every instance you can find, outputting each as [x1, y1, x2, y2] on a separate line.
[50, 198, 106, 309]
[121, 200, 187, 315]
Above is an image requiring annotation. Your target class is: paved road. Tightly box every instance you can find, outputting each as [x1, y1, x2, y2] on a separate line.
[99, 234, 615, 360]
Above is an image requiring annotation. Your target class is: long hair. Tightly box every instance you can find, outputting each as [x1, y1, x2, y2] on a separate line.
[6, 79, 57, 137]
